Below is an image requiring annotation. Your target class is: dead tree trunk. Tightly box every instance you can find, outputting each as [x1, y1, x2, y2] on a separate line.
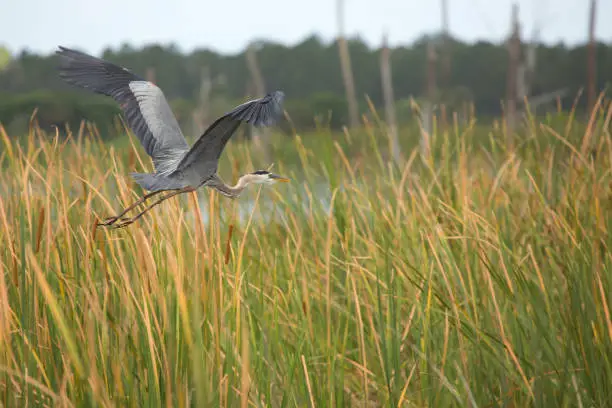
[421, 41, 437, 159]
[337, 0, 360, 129]
[439, 0, 451, 132]
[505, 3, 521, 147]
[587, 0, 597, 114]
[192, 66, 212, 137]
[146, 67, 156, 84]
[440, 0, 451, 86]
[380, 34, 401, 166]
[245, 43, 270, 159]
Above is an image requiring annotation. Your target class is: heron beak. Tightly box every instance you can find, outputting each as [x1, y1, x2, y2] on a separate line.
[270, 173, 290, 183]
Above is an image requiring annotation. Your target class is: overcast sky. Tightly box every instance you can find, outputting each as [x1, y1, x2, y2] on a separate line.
[1, 0, 610, 56]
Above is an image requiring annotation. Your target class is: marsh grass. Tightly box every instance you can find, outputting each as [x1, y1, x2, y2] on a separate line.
[0, 97, 611, 407]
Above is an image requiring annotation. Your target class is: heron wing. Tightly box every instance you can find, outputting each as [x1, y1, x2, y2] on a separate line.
[174, 91, 285, 176]
[56, 46, 189, 175]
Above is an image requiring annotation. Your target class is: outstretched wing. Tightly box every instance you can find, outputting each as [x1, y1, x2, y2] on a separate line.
[56, 46, 190, 175]
[174, 91, 285, 177]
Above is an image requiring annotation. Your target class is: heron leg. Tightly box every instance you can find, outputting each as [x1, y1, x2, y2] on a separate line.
[98, 190, 166, 227]
[111, 187, 195, 229]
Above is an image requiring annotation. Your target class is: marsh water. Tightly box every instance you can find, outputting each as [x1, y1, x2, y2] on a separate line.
[0, 177, 344, 227]
[193, 181, 335, 226]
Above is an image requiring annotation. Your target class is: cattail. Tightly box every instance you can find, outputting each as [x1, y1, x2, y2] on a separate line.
[35, 206, 45, 253]
[224, 224, 234, 265]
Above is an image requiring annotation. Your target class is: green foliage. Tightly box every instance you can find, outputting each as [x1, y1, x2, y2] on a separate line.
[284, 92, 348, 130]
[1, 36, 611, 137]
[0, 46, 10, 71]
[1, 107, 611, 406]
[0, 91, 121, 137]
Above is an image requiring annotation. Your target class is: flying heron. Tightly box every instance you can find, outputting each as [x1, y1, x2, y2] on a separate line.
[55, 46, 289, 229]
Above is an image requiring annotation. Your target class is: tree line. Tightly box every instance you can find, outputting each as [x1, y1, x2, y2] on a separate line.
[0, 35, 610, 138]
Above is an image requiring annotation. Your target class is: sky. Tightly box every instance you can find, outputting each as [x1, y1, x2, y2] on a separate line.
[1, 0, 610, 56]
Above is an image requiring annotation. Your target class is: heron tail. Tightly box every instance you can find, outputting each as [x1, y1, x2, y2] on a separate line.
[130, 172, 183, 192]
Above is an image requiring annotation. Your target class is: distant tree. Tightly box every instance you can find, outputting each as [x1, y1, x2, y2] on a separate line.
[0, 46, 10, 71]
[0, 36, 611, 136]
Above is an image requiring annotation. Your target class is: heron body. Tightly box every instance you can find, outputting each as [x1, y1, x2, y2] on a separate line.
[55, 46, 289, 228]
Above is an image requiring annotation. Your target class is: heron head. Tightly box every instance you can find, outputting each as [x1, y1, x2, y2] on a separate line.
[249, 170, 290, 185]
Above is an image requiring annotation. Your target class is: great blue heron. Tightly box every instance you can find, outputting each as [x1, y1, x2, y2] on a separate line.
[56, 46, 289, 229]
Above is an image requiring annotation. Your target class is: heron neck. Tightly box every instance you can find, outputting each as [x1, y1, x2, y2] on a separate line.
[209, 174, 249, 198]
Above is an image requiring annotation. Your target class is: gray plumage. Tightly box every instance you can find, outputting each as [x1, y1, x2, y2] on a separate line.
[56, 46, 285, 193]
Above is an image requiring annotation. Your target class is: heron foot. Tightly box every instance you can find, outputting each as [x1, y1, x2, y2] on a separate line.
[97, 187, 194, 230]
[110, 217, 140, 229]
[95, 216, 133, 229]
[97, 216, 121, 227]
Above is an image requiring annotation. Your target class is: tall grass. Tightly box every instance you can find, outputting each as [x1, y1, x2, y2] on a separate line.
[0, 99, 611, 407]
